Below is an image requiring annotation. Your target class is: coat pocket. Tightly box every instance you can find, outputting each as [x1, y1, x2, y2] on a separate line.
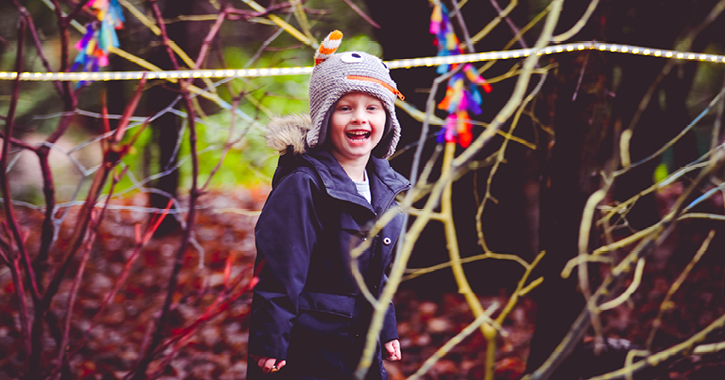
[298, 290, 355, 318]
[295, 291, 355, 337]
[289, 291, 357, 376]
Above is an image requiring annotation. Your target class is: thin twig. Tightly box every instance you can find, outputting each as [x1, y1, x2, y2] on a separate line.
[407, 304, 500, 380]
[615, 85, 725, 176]
[11, 0, 65, 98]
[194, 8, 228, 69]
[572, 50, 590, 101]
[476, 71, 548, 252]
[341, 0, 380, 28]
[201, 97, 245, 191]
[451, 0, 475, 53]
[588, 311, 725, 380]
[645, 230, 716, 349]
[489, 0, 528, 48]
[552, 0, 600, 42]
[471, 0, 517, 44]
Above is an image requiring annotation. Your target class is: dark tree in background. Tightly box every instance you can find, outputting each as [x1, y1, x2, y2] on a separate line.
[146, 0, 194, 235]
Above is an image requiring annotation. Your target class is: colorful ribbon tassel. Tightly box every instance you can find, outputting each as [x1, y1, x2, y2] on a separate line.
[430, 1, 491, 148]
[72, 0, 125, 74]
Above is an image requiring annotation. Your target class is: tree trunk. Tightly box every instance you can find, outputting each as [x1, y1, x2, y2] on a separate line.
[147, 0, 196, 235]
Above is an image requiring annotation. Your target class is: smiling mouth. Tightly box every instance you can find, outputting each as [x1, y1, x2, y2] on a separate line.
[346, 131, 371, 141]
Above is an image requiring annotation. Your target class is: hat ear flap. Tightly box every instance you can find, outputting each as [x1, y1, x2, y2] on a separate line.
[314, 30, 343, 65]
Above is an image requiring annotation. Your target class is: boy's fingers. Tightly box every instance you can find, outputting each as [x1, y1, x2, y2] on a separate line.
[276, 360, 287, 371]
[264, 358, 278, 373]
[385, 340, 401, 361]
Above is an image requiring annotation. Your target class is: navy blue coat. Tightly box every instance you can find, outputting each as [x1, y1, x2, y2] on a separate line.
[248, 148, 410, 380]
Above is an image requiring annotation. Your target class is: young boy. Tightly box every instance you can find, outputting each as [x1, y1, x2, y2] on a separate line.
[248, 31, 409, 380]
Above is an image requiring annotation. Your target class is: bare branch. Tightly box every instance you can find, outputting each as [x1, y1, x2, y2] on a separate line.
[552, 0, 600, 42]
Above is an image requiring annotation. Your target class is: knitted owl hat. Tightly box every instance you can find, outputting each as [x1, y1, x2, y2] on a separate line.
[308, 30, 405, 159]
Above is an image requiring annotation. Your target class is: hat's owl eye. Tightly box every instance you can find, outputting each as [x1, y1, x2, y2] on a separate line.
[340, 52, 364, 63]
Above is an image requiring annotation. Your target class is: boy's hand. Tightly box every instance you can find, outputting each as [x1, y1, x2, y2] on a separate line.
[250, 355, 287, 373]
[384, 339, 401, 361]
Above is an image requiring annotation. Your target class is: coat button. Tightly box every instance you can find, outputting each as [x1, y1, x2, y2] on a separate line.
[383, 237, 392, 245]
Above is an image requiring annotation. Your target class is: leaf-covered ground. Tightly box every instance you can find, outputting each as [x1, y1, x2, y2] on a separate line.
[1, 187, 724, 379]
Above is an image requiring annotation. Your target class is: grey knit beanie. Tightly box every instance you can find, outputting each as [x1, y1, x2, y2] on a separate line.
[308, 31, 404, 159]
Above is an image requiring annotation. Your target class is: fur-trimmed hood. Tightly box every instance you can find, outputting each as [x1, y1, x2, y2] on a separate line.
[265, 114, 312, 155]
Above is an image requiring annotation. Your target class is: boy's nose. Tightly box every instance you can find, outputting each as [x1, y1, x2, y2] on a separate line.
[351, 108, 367, 124]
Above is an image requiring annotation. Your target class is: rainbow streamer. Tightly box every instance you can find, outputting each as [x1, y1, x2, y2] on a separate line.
[72, 0, 125, 74]
[430, 1, 491, 148]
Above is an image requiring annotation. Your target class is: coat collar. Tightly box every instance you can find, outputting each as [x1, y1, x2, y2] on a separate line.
[278, 149, 410, 213]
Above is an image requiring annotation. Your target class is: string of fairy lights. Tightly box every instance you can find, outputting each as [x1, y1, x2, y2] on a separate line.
[1, 41, 724, 82]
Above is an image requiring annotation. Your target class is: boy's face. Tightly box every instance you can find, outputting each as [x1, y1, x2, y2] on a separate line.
[329, 92, 386, 164]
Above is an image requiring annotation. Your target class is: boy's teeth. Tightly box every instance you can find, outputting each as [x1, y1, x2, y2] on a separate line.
[347, 131, 370, 139]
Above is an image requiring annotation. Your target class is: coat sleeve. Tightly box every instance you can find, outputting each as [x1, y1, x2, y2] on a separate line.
[379, 274, 399, 343]
[248, 171, 323, 359]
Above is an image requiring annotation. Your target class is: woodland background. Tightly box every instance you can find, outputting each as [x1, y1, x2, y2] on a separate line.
[2, 0, 725, 379]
